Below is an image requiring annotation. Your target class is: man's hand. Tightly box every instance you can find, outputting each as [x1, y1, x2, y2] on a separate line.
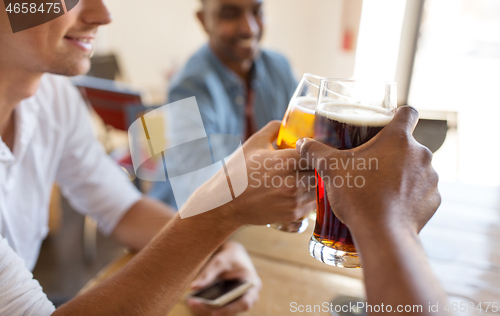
[186, 241, 262, 316]
[297, 106, 440, 235]
[190, 121, 315, 227]
[211, 121, 315, 227]
[296, 106, 447, 315]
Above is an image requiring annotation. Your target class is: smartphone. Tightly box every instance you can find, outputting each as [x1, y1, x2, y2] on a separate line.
[186, 279, 254, 308]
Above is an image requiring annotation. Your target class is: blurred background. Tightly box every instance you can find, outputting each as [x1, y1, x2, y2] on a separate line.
[92, 0, 360, 101]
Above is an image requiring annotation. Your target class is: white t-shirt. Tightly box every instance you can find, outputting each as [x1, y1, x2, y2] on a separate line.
[0, 236, 55, 315]
[0, 74, 142, 271]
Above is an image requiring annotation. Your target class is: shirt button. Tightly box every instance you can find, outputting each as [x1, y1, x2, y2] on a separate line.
[235, 95, 245, 106]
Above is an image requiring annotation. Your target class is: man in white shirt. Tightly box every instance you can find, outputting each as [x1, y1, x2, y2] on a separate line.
[0, 0, 448, 315]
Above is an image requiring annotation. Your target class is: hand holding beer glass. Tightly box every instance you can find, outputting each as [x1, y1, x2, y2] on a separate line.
[269, 74, 322, 233]
[309, 79, 396, 268]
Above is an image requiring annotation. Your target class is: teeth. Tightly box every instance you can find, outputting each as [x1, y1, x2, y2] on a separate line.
[67, 37, 94, 50]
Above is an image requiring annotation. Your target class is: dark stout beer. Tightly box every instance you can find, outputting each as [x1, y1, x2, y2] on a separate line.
[313, 103, 393, 253]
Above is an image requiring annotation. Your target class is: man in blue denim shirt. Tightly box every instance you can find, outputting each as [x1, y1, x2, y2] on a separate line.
[149, 0, 298, 208]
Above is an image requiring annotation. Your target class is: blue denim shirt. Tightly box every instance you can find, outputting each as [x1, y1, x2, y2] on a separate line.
[149, 44, 297, 208]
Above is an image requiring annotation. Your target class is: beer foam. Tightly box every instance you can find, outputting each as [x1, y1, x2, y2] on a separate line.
[317, 103, 394, 127]
[293, 96, 317, 115]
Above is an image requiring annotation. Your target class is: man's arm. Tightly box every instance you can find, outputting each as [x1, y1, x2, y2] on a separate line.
[352, 224, 446, 313]
[55, 210, 238, 316]
[51, 121, 314, 315]
[298, 106, 447, 315]
[110, 197, 175, 252]
[111, 192, 263, 316]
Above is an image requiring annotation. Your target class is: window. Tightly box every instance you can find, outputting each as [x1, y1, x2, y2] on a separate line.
[408, 0, 500, 185]
[356, 0, 500, 185]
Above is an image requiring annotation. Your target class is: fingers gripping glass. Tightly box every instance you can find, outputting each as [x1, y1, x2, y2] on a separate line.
[268, 73, 323, 233]
[308, 79, 397, 268]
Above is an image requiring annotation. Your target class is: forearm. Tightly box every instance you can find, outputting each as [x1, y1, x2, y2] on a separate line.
[111, 197, 176, 251]
[353, 221, 448, 315]
[55, 209, 241, 316]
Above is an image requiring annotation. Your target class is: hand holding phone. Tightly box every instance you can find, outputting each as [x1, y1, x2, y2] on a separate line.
[186, 279, 254, 308]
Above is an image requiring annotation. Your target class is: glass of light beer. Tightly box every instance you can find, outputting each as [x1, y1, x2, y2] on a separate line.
[269, 73, 323, 233]
[308, 79, 396, 267]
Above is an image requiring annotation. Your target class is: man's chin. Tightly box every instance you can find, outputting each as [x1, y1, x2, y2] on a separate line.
[240, 47, 259, 59]
[50, 60, 91, 77]
[229, 49, 259, 64]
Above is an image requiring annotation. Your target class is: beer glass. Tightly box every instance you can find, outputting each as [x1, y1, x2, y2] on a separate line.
[309, 79, 396, 268]
[269, 73, 323, 233]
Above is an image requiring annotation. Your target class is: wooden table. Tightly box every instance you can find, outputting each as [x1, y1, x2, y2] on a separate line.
[80, 182, 500, 315]
[419, 182, 500, 316]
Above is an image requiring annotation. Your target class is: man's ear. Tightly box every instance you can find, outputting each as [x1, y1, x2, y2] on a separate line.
[196, 11, 209, 33]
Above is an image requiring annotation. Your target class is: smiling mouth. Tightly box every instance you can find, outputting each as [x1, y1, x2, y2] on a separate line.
[64, 36, 94, 52]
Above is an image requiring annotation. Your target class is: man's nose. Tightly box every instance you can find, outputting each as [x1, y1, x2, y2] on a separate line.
[239, 11, 259, 37]
[80, 0, 112, 26]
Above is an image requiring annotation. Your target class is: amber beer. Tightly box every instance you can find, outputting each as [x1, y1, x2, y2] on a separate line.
[271, 96, 316, 233]
[277, 96, 316, 149]
[313, 103, 393, 255]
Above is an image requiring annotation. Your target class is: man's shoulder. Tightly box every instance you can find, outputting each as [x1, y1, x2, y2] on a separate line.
[170, 46, 215, 89]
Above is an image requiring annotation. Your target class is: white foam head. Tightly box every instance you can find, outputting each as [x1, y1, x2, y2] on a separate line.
[317, 103, 394, 127]
[292, 96, 317, 115]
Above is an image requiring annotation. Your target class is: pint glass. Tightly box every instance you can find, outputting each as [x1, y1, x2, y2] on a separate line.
[308, 79, 397, 268]
[269, 74, 322, 233]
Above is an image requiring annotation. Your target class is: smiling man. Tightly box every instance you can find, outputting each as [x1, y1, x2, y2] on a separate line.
[149, 0, 298, 209]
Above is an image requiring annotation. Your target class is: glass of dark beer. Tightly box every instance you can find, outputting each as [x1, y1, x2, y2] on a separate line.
[308, 79, 396, 268]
